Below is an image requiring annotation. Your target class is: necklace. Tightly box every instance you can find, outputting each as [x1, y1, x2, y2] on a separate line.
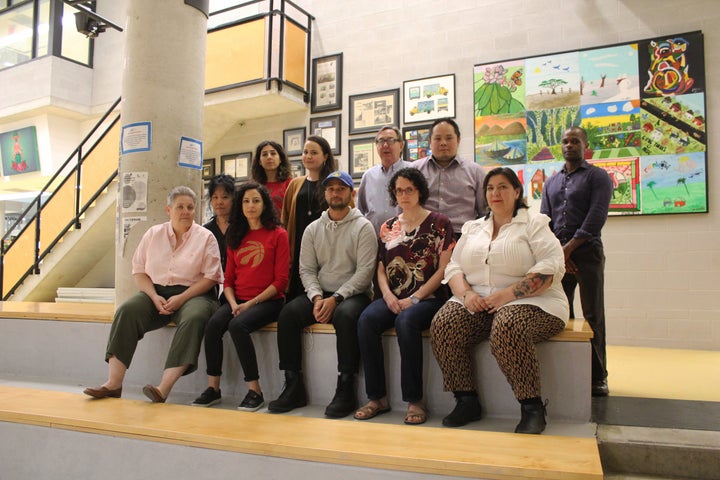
[306, 179, 314, 216]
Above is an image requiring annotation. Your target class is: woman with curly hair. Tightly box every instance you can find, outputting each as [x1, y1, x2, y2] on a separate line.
[192, 182, 290, 411]
[355, 167, 454, 425]
[250, 140, 292, 217]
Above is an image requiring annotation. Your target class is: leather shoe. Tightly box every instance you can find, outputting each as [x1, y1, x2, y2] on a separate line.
[83, 385, 122, 399]
[442, 395, 482, 428]
[592, 379, 609, 397]
[142, 384, 166, 403]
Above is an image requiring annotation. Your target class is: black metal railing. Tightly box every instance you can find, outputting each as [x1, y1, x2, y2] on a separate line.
[206, 0, 314, 100]
[0, 98, 121, 299]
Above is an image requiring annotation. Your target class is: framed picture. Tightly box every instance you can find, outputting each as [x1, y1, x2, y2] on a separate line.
[221, 152, 251, 181]
[311, 53, 343, 113]
[402, 74, 456, 124]
[310, 114, 341, 155]
[290, 158, 305, 177]
[402, 124, 433, 162]
[349, 89, 399, 135]
[283, 127, 306, 156]
[202, 158, 215, 180]
[348, 137, 380, 178]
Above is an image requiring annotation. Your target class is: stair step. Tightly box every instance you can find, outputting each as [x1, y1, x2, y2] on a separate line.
[55, 288, 115, 304]
[0, 385, 604, 479]
[597, 425, 720, 479]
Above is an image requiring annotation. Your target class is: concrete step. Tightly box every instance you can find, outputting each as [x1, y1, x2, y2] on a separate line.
[598, 425, 720, 479]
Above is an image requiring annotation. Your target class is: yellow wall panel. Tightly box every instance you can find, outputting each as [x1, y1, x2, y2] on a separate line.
[3, 219, 37, 293]
[206, 19, 266, 90]
[284, 20, 306, 88]
[80, 123, 120, 206]
[38, 179, 75, 253]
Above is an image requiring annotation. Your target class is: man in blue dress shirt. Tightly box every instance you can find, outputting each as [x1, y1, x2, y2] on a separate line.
[540, 126, 613, 397]
[357, 126, 411, 234]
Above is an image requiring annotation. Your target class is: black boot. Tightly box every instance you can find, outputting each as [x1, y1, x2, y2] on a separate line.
[442, 394, 482, 427]
[268, 370, 307, 413]
[514, 398, 547, 434]
[324, 373, 357, 418]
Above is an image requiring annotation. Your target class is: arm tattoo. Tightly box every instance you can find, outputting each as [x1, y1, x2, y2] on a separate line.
[512, 273, 552, 299]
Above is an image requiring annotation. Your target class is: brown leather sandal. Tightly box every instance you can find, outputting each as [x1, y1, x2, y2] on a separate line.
[404, 406, 427, 425]
[354, 401, 391, 420]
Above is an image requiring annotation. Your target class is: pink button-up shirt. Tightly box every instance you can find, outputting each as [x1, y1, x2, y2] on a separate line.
[132, 222, 223, 287]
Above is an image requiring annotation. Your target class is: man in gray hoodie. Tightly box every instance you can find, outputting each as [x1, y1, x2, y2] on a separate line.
[268, 171, 377, 418]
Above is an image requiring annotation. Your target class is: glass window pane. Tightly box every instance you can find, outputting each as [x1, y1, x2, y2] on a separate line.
[36, 0, 49, 57]
[60, 4, 90, 64]
[0, 2, 34, 69]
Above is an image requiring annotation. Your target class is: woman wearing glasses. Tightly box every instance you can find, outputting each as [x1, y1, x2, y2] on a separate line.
[355, 167, 454, 425]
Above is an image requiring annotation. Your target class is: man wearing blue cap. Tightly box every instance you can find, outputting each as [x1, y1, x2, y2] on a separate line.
[269, 171, 377, 418]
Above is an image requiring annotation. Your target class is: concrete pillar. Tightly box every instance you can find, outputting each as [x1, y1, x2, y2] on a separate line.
[115, 0, 208, 304]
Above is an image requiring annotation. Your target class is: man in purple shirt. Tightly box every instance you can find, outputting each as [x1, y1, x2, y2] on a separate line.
[540, 126, 613, 397]
[411, 118, 486, 238]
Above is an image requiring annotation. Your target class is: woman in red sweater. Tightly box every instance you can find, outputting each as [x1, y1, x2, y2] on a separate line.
[250, 140, 293, 218]
[192, 182, 290, 411]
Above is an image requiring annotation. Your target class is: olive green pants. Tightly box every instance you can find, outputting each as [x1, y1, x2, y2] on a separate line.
[105, 285, 218, 375]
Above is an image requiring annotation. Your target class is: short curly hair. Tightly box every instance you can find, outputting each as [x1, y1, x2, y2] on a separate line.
[387, 167, 429, 207]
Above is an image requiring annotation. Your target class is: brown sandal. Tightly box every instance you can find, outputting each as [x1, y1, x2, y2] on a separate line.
[354, 401, 391, 420]
[404, 406, 427, 425]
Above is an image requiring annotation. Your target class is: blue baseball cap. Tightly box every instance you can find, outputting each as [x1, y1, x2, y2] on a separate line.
[322, 170, 354, 188]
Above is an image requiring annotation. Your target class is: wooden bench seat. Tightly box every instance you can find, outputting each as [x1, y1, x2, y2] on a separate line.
[0, 301, 593, 341]
[0, 385, 603, 479]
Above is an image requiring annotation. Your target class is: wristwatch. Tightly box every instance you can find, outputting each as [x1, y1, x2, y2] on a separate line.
[332, 293, 345, 304]
[410, 295, 420, 305]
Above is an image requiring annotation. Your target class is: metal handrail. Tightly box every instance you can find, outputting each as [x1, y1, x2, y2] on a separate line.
[0, 98, 121, 299]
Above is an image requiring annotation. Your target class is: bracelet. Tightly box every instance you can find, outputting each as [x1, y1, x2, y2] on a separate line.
[462, 289, 474, 303]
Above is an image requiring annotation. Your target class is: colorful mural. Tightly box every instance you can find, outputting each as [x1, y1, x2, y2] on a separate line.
[473, 31, 707, 216]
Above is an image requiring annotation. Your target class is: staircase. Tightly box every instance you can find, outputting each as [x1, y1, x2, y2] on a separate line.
[12, 188, 117, 302]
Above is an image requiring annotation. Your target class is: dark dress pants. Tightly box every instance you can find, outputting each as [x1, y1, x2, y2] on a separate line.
[277, 293, 370, 374]
[562, 244, 607, 383]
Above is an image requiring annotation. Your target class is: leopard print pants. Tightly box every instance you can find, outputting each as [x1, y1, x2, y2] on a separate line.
[430, 301, 565, 401]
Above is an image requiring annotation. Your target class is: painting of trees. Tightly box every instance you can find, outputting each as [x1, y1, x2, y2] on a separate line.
[538, 78, 568, 95]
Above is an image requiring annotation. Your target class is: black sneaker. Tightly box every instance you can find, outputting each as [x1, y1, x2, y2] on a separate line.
[191, 387, 221, 407]
[238, 390, 265, 412]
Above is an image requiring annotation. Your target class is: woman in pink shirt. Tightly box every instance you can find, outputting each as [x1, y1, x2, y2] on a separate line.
[83, 186, 223, 403]
[192, 182, 290, 411]
[250, 140, 293, 218]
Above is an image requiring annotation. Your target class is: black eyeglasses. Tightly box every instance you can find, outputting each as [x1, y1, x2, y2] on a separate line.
[375, 138, 399, 145]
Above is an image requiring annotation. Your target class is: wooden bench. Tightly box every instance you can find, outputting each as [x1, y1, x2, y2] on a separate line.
[0, 301, 593, 421]
[0, 301, 593, 341]
[0, 385, 603, 479]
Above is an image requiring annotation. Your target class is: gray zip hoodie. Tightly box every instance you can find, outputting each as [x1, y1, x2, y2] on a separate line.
[299, 207, 377, 301]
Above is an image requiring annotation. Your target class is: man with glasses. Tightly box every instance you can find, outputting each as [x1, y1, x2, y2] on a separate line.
[411, 118, 486, 239]
[357, 126, 411, 234]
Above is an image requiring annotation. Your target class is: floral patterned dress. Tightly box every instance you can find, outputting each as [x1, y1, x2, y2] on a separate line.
[378, 211, 455, 299]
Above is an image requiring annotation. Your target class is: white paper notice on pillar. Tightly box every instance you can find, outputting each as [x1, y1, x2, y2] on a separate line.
[122, 216, 146, 251]
[121, 122, 151, 154]
[178, 136, 203, 170]
[121, 172, 148, 213]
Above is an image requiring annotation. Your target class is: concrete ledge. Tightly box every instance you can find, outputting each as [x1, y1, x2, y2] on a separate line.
[0, 301, 592, 421]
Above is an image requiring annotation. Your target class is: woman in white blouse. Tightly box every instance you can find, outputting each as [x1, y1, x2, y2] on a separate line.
[430, 167, 569, 434]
